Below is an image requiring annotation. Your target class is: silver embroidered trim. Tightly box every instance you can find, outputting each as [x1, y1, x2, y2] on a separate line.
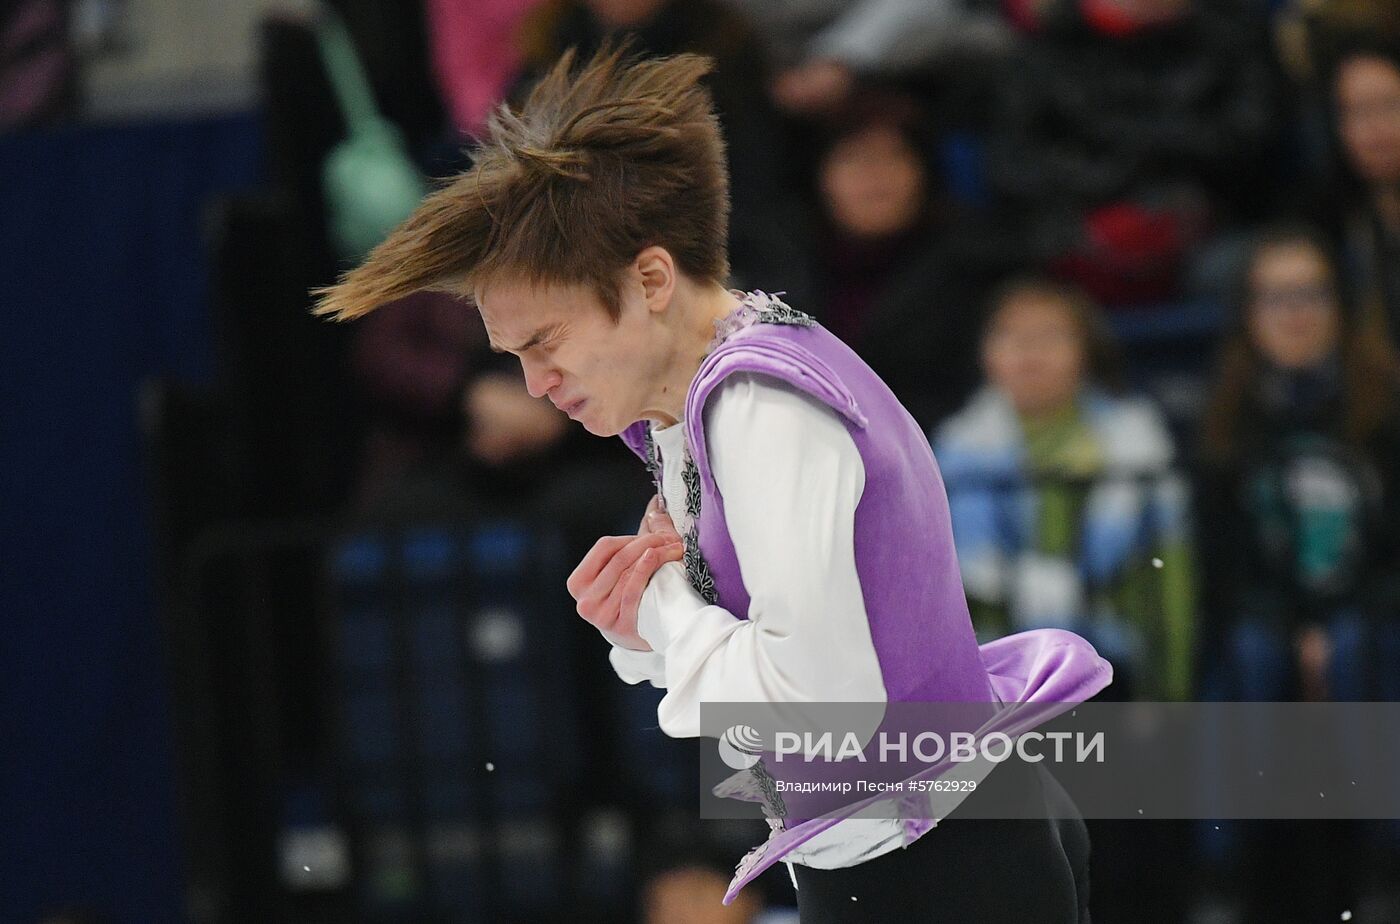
[708, 290, 816, 353]
[681, 451, 704, 518]
[679, 458, 718, 604]
[644, 423, 718, 604]
[750, 758, 789, 822]
[641, 426, 662, 482]
[682, 523, 719, 604]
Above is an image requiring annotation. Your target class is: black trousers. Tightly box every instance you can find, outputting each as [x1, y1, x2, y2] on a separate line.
[792, 760, 1091, 923]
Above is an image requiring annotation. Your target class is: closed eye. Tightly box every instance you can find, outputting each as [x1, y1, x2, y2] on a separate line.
[490, 322, 564, 355]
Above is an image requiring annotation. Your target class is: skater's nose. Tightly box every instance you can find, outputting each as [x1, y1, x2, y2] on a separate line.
[520, 355, 561, 399]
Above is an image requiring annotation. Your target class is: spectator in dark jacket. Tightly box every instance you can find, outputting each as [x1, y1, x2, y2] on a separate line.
[989, 0, 1278, 304]
[807, 91, 1017, 429]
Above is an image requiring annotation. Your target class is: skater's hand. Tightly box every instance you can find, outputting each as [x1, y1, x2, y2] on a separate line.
[637, 494, 681, 542]
[568, 530, 684, 651]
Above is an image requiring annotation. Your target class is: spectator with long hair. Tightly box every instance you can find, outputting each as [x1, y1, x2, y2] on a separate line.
[1322, 33, 1400, 346]
[1195, 223, 1400, 704]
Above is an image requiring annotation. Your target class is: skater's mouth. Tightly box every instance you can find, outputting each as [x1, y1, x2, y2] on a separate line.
[564, 399, 586, 418]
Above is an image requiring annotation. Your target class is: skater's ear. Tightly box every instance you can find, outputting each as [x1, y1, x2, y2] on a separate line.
[633, 245, 677, 314]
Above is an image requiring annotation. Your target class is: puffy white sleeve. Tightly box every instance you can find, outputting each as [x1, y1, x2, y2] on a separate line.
[607, 645, 667, 687]
[630, 371, 888, 738]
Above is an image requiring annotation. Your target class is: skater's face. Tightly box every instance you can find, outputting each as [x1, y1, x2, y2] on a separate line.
[1335, 54, 1400, 187]
[474, 258, 675, 438]
[1245, 241, 1340, 371]
[983, 294, 1086, 418]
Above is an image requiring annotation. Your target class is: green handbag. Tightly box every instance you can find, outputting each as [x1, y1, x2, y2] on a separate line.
[315, 8, 428, 261]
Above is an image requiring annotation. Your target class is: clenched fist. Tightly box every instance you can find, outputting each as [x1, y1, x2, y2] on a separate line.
[568, 495, 683, 650]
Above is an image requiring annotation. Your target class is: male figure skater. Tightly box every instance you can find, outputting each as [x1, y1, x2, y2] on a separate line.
[314, 44, 1112, 922]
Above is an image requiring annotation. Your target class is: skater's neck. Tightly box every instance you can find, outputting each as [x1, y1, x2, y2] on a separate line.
[645, 282, 740, 428]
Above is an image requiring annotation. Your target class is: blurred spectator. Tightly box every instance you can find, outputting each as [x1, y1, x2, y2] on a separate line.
[463, 365, 569, 467]
[423, 0, 544, 138]
[723, 0, 1012, 117]
[0, 0, 76, 131]
[1322, 34, 1400, 346]
[354, 342, 637, 522]
[347, 290, 486, 511]
[806, 91, 1017, 429]
[259, 4, 475, 513]
[933, 277, 1196, 701]
[1195, 223, 1400, 703]
[635, 828, 768, 924]
[522, 0, 812, 304]
[988, 0, 1279, 305]
[260, 2, 450, 286]
[355, 347, 654, 804]
[642, 865, 764, 924]
[356, 339, 652, 600]
[1291, 0, 1400, 82]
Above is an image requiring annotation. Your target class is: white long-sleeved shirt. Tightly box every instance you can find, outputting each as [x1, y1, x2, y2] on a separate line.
[606, 372, 909, 868]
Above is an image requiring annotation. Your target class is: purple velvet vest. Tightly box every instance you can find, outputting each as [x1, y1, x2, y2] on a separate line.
[619, 299, 1113, 902]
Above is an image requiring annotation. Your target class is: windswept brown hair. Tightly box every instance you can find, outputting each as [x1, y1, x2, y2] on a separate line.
[311, 42, 731, 322]
[1200, 223, 1400, 463]
[983, 275, 1128, 394]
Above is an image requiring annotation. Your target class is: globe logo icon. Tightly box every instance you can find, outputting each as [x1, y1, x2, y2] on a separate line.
[718, 724, 764, 770]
